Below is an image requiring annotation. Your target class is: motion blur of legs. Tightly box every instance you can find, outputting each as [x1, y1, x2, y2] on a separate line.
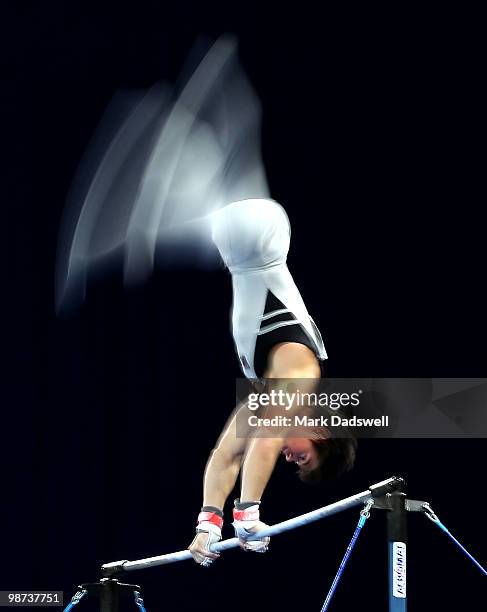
[56, 36, 269, 312]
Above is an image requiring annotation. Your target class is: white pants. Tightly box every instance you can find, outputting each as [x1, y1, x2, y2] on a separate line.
[211, 199, 327, 380]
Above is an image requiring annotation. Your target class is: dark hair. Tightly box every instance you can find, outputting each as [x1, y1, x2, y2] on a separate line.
[298, 437, 357, 484]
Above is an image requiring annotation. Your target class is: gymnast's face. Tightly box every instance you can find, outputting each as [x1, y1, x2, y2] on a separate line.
[282, 438, 319, 472]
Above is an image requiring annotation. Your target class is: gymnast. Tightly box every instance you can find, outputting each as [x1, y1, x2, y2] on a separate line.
[53, 42, 356, 569]
[188, 198, 357, 566]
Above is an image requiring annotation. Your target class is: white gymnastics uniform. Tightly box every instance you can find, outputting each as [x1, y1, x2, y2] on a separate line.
[211, 199, 327, 380]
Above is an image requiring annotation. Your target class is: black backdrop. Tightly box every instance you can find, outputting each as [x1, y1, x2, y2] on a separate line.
[2, 3, 485, 611]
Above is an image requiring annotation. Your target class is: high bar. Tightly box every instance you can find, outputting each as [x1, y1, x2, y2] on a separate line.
[101, 476, 404, 575]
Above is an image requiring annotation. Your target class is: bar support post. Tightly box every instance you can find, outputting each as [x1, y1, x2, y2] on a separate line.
[387, 491, 407, 611]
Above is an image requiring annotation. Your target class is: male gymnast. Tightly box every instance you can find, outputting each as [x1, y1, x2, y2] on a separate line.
[188, 198, 356, 566]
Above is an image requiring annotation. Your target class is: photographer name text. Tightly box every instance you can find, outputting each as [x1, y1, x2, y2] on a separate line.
[248, 414, 389, 428]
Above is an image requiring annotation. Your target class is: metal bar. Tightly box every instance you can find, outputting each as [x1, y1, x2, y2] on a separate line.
[102, 477, 403, 575]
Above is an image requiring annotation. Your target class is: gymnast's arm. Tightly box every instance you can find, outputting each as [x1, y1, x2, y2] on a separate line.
[239, 436, 285, 502]
[188, 402, 250, 564]
[202, 403, 249, 509]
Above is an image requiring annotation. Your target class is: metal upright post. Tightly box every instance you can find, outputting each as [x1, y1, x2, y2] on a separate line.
[100, 580, 119, 612]
[387, 491, 408, 611]
[77, 578, 142, 612]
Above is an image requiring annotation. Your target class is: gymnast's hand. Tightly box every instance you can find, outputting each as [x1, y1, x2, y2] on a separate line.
[188, 508, 223, 567]
[233, 501, 270, 553]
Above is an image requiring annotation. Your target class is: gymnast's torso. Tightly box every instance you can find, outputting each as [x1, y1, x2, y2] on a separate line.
[211, 198, 327, 380]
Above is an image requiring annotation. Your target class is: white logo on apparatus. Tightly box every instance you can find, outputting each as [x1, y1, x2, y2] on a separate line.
[393, 542, 407, 598]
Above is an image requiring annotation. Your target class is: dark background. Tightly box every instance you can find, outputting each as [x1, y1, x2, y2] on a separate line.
[2, 3, 485, 611]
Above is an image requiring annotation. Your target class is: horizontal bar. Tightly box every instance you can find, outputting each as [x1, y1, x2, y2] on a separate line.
[102, 476, 403, 575]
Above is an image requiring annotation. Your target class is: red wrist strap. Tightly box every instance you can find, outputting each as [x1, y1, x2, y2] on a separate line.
[233, 507, 260, 522]
[197, 511, 224, 529]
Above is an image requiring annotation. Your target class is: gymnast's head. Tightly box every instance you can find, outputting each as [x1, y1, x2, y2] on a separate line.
[282, 436, 357, 484]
